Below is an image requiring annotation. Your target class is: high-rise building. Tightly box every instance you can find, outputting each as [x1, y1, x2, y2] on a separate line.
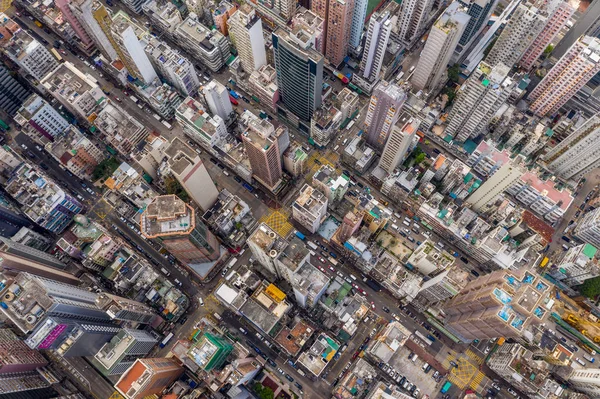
[162, 137, 219, 211]
[0, 64, 30, 115]
[228, 4, 267, 73]
[553, 0, 600, 59]
[443, 268, 553, 341]
[95, 293, 156, 324]
[111, 11, 157, 84]
[445, 61, 512, 142]
[5, 163, 83, 234]
[140, 195, 221, 275]
[242, 114, 285, 191]
[543, 113, 600, 180]
[175, 13, 230, 72]
[203, 80, 234, 123]
[0, 329, 47, 373]
[325, 0, 354, 67]
[415, 266, 470, 306]
[92, 329, 158, 375]
[518, 0, 577, 71]
[529, 36, 600, 117]
[175, 97, 229, 148]
[55, 0, 95, 52]
[145, 37, 200, 97]
[412, 2, 469, 91]
[70, 0, 119, 60]
[187, 332, 233, 371]
[396, 0, 434, 46]
[354, 9, 392, 92]
[311, 102, 342, 147]
[15, 94, 70, 141]
[0, 14, 58, 80]
[292, 7, 326, 54]
[466, 163, 523, 211]
[378, 113, 418, 174]
[0, 237, 66, 272]
[272, 27, 324, 122]
[568, 367, 600, 397]
[212, 0, 238, 36]
[349, 0, 367, 49]
[363, 81, 407, 150]
[576, 207, 600, 247]
[457, 0, 497, 48]
[485, 3, 547, 68]
[115, 358, 183, 399]
[120, 0, 150, 14]
[292, 184, 328, 233]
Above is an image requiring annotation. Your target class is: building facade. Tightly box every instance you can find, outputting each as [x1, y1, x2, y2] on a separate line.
[363, 81, 406, 150]
[228, 4, 267, 73]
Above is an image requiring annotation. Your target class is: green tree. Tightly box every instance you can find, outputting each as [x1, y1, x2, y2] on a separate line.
[542, 44, 554, 57]
[447, 64, 460, 83]
[92, 157, 120, 181]
[414, 153, 426, 164]
[164, 175, 190, 203]
[580, 276, 600, 299]
[253, 383, 274, 399]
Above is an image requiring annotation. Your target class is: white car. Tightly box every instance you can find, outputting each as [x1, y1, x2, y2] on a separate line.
[21, 144, 27, 150]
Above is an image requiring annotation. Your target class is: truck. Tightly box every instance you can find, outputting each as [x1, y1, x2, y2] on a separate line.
[259, 111, 268, 119]
[440, 382, 452, 394]
[295, 231, 306, 240]
[366, 279, 382, 292]
[0, 119, 9, 132]
[159, 332, 174, 348]
[229, 90, 240, 99]
[307, 241, 318, 250]
[332, 70, 349, 84]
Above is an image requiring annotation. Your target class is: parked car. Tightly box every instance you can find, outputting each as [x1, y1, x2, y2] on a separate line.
[284, 374, 294, 382]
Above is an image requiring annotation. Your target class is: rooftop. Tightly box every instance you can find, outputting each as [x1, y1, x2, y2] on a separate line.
[277, 237, 310, 273]
[291, 261, 330, 297]
[518, 171, 574, 211]
[177, 13, 225, 53]
[274, 319, 315, 356]
[294, 184, 327, 214]
[297, 333, 339, 376]
[239, 281, 290, 335]
[141, 195, 195, 238]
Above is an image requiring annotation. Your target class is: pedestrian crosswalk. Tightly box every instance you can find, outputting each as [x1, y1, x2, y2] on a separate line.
[466, 349, 484, 365]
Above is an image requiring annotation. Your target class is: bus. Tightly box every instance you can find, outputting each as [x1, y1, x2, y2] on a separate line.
[539, 257, 549, 268]
[346, 120, 355, 131]
[159, 332, 174, 348]
[415, 330, 434, 346]
[161, 120, 172, 130]
[227, 257, 238, 269]
[50, 48, 63, 62]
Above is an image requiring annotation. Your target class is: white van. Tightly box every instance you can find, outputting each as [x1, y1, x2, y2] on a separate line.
[198, 297, 204, 306]
[350, 274, 357, 281]
[402, 220, 411, 227]
[411, 353, 419, 362]
[391, 224, 399, 230]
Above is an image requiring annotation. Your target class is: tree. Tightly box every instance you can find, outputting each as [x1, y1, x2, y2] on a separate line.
[414, 153, 426, 164]
[543, 44, 554, 58]
[92, 157, 120, 181]
[580, 276, 600, 299]
[164, 175, 190, 203]
[253, 383, 274, 399]
[447, 64, 460, 83]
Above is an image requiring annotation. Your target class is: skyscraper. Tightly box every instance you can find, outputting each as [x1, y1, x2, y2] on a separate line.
[465, 163, 524, 211]
[354, 9, 392, 92]
[553, 0, 600, 59]
[140, 195, 221, 276]
[228, 4, 267, 73]
[485, 3, 547, 68]
[93, 329, 158, 375]
[457, 0, 497, 48]
[445, 61, 512, 142]
[443, 268, 553, 341]
[203, 80, 234, 123]
[576, 207, 600, 247]
[0, 329, 47, 373]
[111, 11, 157, 84]
[70, 0, 119, 61]
[242, 115, 285, 191]
[364, 81, 407, 150]
[378, 113, 418, 174]
[543, 113, 600, 181]
[396, 0, 435, 46]
[55, 0, 95, 52]
[411, 2, 469, 91]
[272, 28, 324, 122]
[529, 35, 600, 117]
[349, 0, 367, 49]
[115, 358, 183, 399]
[325, 0, 354, 67]
[0, 64, 30, 115]
[145, 37, 200, 97]
[517, 0, 577, 71]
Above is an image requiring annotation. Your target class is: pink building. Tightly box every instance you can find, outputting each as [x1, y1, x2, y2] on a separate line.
[325, 0, 354, 67]
[55, 0, 95, 51]
[529, 35, 600, 116]
[213, 0, 238, 36]
[518, 0, 576, 71]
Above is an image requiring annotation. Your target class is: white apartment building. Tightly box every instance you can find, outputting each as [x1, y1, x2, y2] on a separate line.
[551, 243, 598, 286]
[396, 0, 434, 46]
[354, 10, 392, 92]
[203, 80, 234, 123]
[15, 95, 70, 141]
[568, 368, 600, 397]
[311, 103, 342, 147]
[466, 163, 524, 212]
[175, 13, 230, 72]
[378, 114, 418, 174]
[529, 35, 600, 117]
[485, 3, 548, 68]
[70, 0, 119, 61]
[576, 208, 600, 248]
[445, 61, 513, 142]
[145, 37, 200, 97]
[543, 113, 600, 181]
[111, 12, 157, 84]
[175, 96, 229, 148]
[292, 184, 328, 234]
[411, 2, 469, 91]
[228, 4, 266, 73]
[349, 0, 367, 49]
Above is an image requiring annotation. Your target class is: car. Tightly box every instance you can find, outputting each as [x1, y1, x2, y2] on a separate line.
[318, 265, 326, 272]
[20, 144, 28, 150]
[576, 210, 581, 217]
[450, 361, 458, 367]
[277, 367, 285, 374]
[484, 346, 491, 354]
[294, 382, 303, 391]
[26, 151, 35, 158]
[178, 316, 188, 325]
[432, 371, 439, 379]
[382, 306, 390, 313]
[329, 251, 337, 258]
[329, 266, 335, 272]
[115, 97, 122, 102]
[284, 374, 294, 382]
[352, 283, 360, 290]
[40, 163, 49, 170]
[267, 358, 277, 367]
[319, 256, 326, 263]
[507, 387, 518, 396]
[234, 176, 242, 183]
[460, 256, 469, 264]
[371, 302, 376, 310]
[491, 383, 501, 390]
[471, 269, 480, 277]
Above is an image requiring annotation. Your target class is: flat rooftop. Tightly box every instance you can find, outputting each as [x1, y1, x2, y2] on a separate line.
[240, 281, 289, 335]
[277, 237, 309, 273]
[291, 261, 330, 296]
[164, 137, 199, 176]
[141, 195, 195, 238]
[294, 184, 326, 213]
[297, 333, 339, 376]
[274, 320, 314, 356]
